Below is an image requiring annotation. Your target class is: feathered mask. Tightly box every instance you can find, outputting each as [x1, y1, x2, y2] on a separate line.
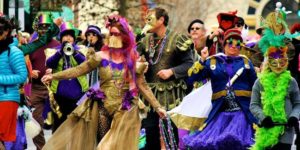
[267, 46, 288, 59]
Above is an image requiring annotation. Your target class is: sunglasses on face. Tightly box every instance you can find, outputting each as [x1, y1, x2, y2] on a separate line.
[191, 27, 201, 31]
[226, 38, 242, 49]
[268, 58, 288, 68]
[38, 24, 50, 31]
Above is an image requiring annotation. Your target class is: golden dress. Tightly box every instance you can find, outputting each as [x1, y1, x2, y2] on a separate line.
[42, 52, 161, 150]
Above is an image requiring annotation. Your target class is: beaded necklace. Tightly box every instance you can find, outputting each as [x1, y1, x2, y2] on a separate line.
[148, 30, 169, 65]
[109, 49, 125, 96]
[159, 116, 177, 150]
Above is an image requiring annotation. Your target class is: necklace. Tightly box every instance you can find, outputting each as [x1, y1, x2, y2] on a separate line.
[159, 116, 177, 150]
[148, 31, 169, 65]
[109, 49, 125, 96]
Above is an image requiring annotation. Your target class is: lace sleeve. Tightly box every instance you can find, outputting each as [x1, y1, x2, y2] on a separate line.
[52, 55, 100, 80]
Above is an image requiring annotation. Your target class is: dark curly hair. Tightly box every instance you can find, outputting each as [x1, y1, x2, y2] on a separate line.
[0, 16, 18, 55]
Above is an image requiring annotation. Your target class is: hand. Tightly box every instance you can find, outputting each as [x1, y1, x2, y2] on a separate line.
[54, 17, 63, 27]
[45, 69, 52, 75]
[41, 74, 53, 85]
[260, 116, 274, 128]
[209, 28, 224, 39]
[156, 107, 167, 119]
[31, 70, 40, 79]
[157, 69, 173, 80]
[59, 42, 68, 55]
[288, 117, 299, 127]
[200, 47, 209, 61]
[254, 67, 261, 73]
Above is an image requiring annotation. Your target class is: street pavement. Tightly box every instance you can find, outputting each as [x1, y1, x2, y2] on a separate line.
[26, 130, 297, 150]
[26, 130, 51, 150]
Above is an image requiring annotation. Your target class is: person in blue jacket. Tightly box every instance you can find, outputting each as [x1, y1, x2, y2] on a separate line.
[0, 16, 28, 149]
[183, 29, 257, 150]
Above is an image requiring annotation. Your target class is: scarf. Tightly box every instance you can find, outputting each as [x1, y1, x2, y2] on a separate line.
[251, 70, 291, 150]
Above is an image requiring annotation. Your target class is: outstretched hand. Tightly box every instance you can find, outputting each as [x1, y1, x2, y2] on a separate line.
[156, 107, 167, 119]
[41, 74, 53, 85]
[54, 17, 63, 27]
[200, 47, 209, 61]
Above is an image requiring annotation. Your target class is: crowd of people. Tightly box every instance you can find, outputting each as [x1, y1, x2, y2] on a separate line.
[0, 2, 299, 150]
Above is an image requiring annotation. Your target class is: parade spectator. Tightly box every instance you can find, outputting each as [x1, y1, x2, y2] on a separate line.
[0, 16, 27, 150]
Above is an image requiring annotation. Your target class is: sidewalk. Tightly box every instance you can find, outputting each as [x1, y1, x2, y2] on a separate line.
[26, 130, 297, 150]
[26, 130, 51, 150]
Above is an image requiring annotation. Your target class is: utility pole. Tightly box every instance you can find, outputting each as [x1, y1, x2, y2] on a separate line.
[15, 0, 19, 20]
[3, 0, 8, 15]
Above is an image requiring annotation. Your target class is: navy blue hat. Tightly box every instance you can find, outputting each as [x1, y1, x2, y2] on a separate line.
[85, 25, 103, 38]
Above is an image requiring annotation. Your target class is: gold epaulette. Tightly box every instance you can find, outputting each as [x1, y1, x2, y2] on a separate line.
[188, 61, 204, 77]
[239, 55, 250, 69]
[175, 33, 193, 51]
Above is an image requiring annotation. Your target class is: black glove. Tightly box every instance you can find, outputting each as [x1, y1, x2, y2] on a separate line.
[288, 117, 299, 127]
[260, 116, 274, 128]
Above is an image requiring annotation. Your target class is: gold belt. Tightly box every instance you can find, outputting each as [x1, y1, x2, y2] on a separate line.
[212, 90, 251, 100]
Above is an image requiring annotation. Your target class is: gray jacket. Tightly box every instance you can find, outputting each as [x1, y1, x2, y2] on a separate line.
[250, 77, 300, 144]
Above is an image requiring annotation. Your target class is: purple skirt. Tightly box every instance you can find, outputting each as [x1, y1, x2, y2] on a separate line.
[183, 110, 254, 150]
[4, 116, 27, 150]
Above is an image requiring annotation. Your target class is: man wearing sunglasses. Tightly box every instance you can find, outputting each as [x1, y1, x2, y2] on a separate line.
[187, 19, 207, 62]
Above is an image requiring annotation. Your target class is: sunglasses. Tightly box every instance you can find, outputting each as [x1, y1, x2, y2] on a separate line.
[191, 27, 201, 31]
[226, 38, 242, 49]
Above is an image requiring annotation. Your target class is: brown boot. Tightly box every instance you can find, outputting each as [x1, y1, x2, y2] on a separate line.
[0, 141, 5, 150]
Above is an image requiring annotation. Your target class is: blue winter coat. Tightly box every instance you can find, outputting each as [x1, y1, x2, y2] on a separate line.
[0, 38, 28, 103]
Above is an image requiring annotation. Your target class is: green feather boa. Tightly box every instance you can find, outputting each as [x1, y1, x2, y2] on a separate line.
[251, 70, 291, 150]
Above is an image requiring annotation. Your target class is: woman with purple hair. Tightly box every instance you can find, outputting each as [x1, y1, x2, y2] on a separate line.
[41, 15, 166, 150]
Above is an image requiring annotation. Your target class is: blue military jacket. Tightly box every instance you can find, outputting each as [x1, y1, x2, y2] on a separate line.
[187, 53, 258, 127]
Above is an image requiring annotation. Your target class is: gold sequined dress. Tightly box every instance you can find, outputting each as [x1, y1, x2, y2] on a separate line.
[42, 53, 161, 150]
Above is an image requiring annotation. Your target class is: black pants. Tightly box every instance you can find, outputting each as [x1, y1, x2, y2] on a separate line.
[141, 110, 179, 150]
[266, 142, 292, 150]
[52, 94, 80, 133]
